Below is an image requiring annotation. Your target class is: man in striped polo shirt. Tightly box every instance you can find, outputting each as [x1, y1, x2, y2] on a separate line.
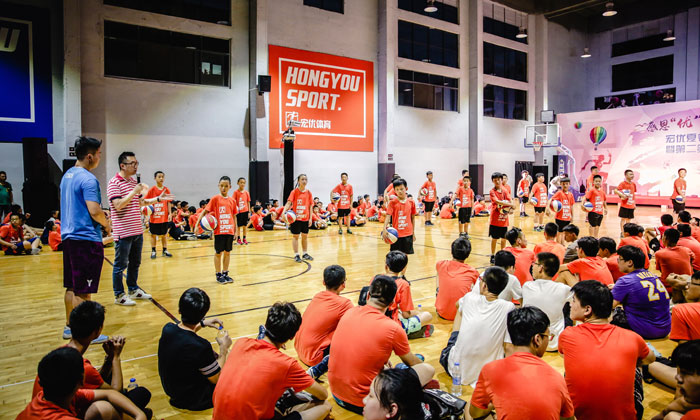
[109, 152, 171, 305]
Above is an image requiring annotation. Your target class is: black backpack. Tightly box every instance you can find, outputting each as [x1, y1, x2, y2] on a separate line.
[422, 389, 467, 419]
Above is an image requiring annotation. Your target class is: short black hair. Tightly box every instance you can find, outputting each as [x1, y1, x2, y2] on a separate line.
[392, 178, 407, 189]
[199, 200, 207, 207]
[253, 204, 261, 212]
[74, 136, 102, 161]
[219, 176, 231, 184]
[536, 252, 560, 277]
[188, 206, 196, 213]
[451, 237, 471, 260]
[661, 214, 674, 226]
[154, 171, 164, 178]
[544, 222, 558, 238]
[463, 175, 471, 182]
[507, 306, 550, 346]
[494, 250, 515, 270]
[560, 177, 570, 183]
[0, 170, 5, 176]
[593, 175, 602, 181]
[505, 228, 523, 246]
[352, 201, 359, 208]
[624, 169, 633, 176]
[678, 223, 692, 238]
[562, 224, 579, 236]
[679, 168, 687, 174]
[577, 236, 599, 257]
[369, 275, 398, 306]
[179, 288, 210, 324]
[591, 166, 598, 170]
[535, 173, 544, 179]
[180, 201, 188, 208]
[118, 151, 135, 166]
[323, 265, 346, 289]
[386, 251, 408, 273]
[598, 237, 617, 254]
[373, 368, 424, 419]
[623, 223, 638, 235]
[483, 266, 509, 295]
[462, 169, 469, 175]
[69, 301, 105, 340]
[663, 228, 680, 246]
[341, 172, 348, 177]
[38, 347, 84, 402]
[679, 211, 692, 223]
[491, 172, 502, 180]
[571, 280, 613, 319]
[671, 340, 700, 375]
[265, 302, 302, 343]
[617, 245, 645, 269]
[44, 220, 55, 231]
[237, 177, 245, 183]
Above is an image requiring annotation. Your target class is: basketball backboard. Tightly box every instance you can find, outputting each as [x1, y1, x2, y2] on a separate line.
[524, 123, 560, 148]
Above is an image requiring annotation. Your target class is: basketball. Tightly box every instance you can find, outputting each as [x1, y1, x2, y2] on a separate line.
[454, 199, 461, 207]
[285, 210, 297, 224]
[675, 195, 684, 203]
[420, 187, 428, 196]
[200, 214, 218, 232]
[531, 197, 538, 206]
[517, 189, 525, 198]
[550, 200, 563, 212]
[389, 194, 397, 201]
[383, 227, 399, 244]
[141, 205, 154, 216]
[331, 192, 340, 201]
[582, 201, 594, 212]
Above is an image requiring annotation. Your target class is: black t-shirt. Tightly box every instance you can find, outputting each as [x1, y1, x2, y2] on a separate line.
[158, 323, 219, 410]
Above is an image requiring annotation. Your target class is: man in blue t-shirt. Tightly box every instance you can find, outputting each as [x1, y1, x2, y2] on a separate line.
[59, 136, 111, 342]
[612, 245, 671, 339]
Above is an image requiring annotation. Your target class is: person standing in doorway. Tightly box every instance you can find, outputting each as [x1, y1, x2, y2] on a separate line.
[0, 171, 12, 222]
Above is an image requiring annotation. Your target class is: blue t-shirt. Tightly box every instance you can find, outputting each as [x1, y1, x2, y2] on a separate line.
[60, 167, 103, 242]
[612, 269, 671, 339]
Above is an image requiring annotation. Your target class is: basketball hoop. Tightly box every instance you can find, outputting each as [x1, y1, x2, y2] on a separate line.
[533, 141, 543, 152]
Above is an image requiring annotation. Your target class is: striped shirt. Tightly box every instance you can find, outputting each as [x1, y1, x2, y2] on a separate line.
[107, 173, 143, 239]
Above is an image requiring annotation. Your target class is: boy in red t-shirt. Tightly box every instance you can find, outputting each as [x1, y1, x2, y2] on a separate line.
[503, 227, 535, 285]
[421, 171, 437, 226]
[455, 175, 475, 238]
[382, 178, 417, 255]
[195, 176, 238, 284]
[614, 169, 637, 234]
[598, 237, 624, 281]
[384, 251, 433, 338]
[672, 168, 687, 214]
[232, 177, 251, 245]
[248, 205, 265, 231]
[678, 224, 700, 271]
[283, 174, 314, 262]
[530, 173, 549, 231]
[0, 213, 41, 255]
[145, 171, 174, 258]
[558, 236, 614, 286]
[533, 222, 567, 263]
[435, 237, 479, 320]
[644, 213, 675, 252]
[331, 172, 354, 235]
[618, 223, 650, 269]
[489, 172, 513, 263]
[473, 196, 488, 216]
[546, 177, 575, 245]
[679, 210, 700, 242]
[46, 220, 63, 251]
[516, 170, 531, 218]
[655, 228, 695, 286]
[583, 174, 607, 238]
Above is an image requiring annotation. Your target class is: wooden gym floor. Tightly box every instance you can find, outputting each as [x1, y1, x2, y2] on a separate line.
[0, 204, 679, 419]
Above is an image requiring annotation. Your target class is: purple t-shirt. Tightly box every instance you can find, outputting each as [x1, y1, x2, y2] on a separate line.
[612, 269, 671, 339]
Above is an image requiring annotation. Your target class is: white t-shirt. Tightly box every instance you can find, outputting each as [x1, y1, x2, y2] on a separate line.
[447, 292, 514, 386]
[471, 273, 522, 302]
[521, 279, 571, 351]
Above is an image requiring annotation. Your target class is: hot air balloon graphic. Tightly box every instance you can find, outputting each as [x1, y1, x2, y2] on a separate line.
[574, 122, 582, 129]
[589, 126, 607, 150]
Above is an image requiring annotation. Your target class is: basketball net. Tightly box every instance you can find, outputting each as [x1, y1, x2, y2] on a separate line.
[533, 141, 543, 152]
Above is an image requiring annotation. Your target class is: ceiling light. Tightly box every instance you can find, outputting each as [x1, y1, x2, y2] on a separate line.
[424, 0, 438, 13]
[516, 27, 528, 38]
[663, 30, 676, 41]
[581, 47, 591, 58]
[602, 2, 617, 17]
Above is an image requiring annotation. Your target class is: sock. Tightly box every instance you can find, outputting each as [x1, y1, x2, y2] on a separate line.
[152, 247, 156, 252]
[216, 272, 222, 277]
[243, 236, 246, 240]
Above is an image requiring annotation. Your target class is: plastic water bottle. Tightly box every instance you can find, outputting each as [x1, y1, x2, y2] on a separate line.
[127, 378, 137, 391]
[451, 362, 462, 397]
[217, 325, 227, 339]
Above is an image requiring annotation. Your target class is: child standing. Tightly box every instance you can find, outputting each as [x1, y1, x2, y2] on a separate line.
[614, 169, 637, 234]
[421, 171, 437, 226]
[530, 173, 548, 231]
[517, 170, 531, 217]
[331, 173, 353, 235]
[455, 175, 474, 238]
[546, 177, 575, 245]
[284, 174, 314, 262]
[489, 172, 512, 264]
[382, 178, 417, 255]
[583, 174, 607, 238]
[195, 176, 238, 284]
[145, 171, 174, 258]
[233, 177, 251, 245]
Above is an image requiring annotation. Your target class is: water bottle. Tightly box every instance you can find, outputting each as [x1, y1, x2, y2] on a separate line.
[217, 325, 227, 339]
[127, 378, 137, 391]
[451, 362, 462, 397]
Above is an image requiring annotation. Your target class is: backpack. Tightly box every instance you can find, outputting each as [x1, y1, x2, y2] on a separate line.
[422, 389, 467, 420]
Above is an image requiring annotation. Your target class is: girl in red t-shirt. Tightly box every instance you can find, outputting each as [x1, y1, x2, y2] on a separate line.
[283, 174, 314, 262]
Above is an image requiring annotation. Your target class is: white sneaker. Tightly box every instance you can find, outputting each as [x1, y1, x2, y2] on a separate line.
[129, 288, 152, 300]
[115, 294, 136, 306]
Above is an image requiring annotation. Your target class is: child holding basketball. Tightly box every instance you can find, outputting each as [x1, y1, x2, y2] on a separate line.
[582, 174, 607, 238]
[530, 173, 548, 231]
[382, 178, 417, 255]
[420, 171, 437, 226]
[489, 172, 513, 263]
[194, 176, 238, 284]
[614, 169, 637, 234]
[546, 177, 575, 244]
[672, 168, 687, 213]
[455, 175, 474, 238]
[517, 170, 531, 217]
[283, 174, 314, 263]
[331, 173, 353, 235]
[248, 205, 264, 231]
[233, 177, 251, 245]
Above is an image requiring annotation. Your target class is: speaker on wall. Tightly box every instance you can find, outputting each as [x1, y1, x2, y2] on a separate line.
[258, 75, 271, 94]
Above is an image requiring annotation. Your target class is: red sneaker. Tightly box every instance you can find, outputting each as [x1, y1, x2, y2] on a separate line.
[237, 239, 243, 245]
[242, 239, 249, 245]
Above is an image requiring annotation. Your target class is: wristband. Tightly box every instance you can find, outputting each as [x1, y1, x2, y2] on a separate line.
[200, 320, 206, 328]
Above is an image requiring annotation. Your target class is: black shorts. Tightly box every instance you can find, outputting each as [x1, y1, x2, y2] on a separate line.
[458, 207, 472, 224]
[489, 225, 507, 239]
[63, 239, 104, 294]
[390, 235, 414, 254]
[337, 208, 351, 218]
[618, 207, 635, 219]
[534, 206, 545, 214]
[289, 220, 310, 235]
[214, 234, 234, 253]
[236, 212, 249, 227]
[424, 201, 435, 212]
[149, 222, 169, 236]
[672, 200, 685, 213]
[520, 196, 529, 203]
[587, 212, 603, 227]
[555, 219, 571, 232]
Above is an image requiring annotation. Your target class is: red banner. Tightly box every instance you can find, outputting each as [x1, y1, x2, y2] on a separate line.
[268, 45, 374, 151]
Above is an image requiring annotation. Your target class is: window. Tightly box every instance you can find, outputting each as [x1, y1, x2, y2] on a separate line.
[398, 69, 458, 112]
[483, 16, 527, 44]
[398, 0, 458, 24]
[483, 42, 527, 82]
[303, 0, 343, 14]
[483, 84, 526, 120]
[104, 21, 230, 87]
[104, 0, 231, 25]
[398, 20, 459, 68]
[612, 33, 672, 57]
[594, 88, 675, 109]
[611, 55, 673, 92]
